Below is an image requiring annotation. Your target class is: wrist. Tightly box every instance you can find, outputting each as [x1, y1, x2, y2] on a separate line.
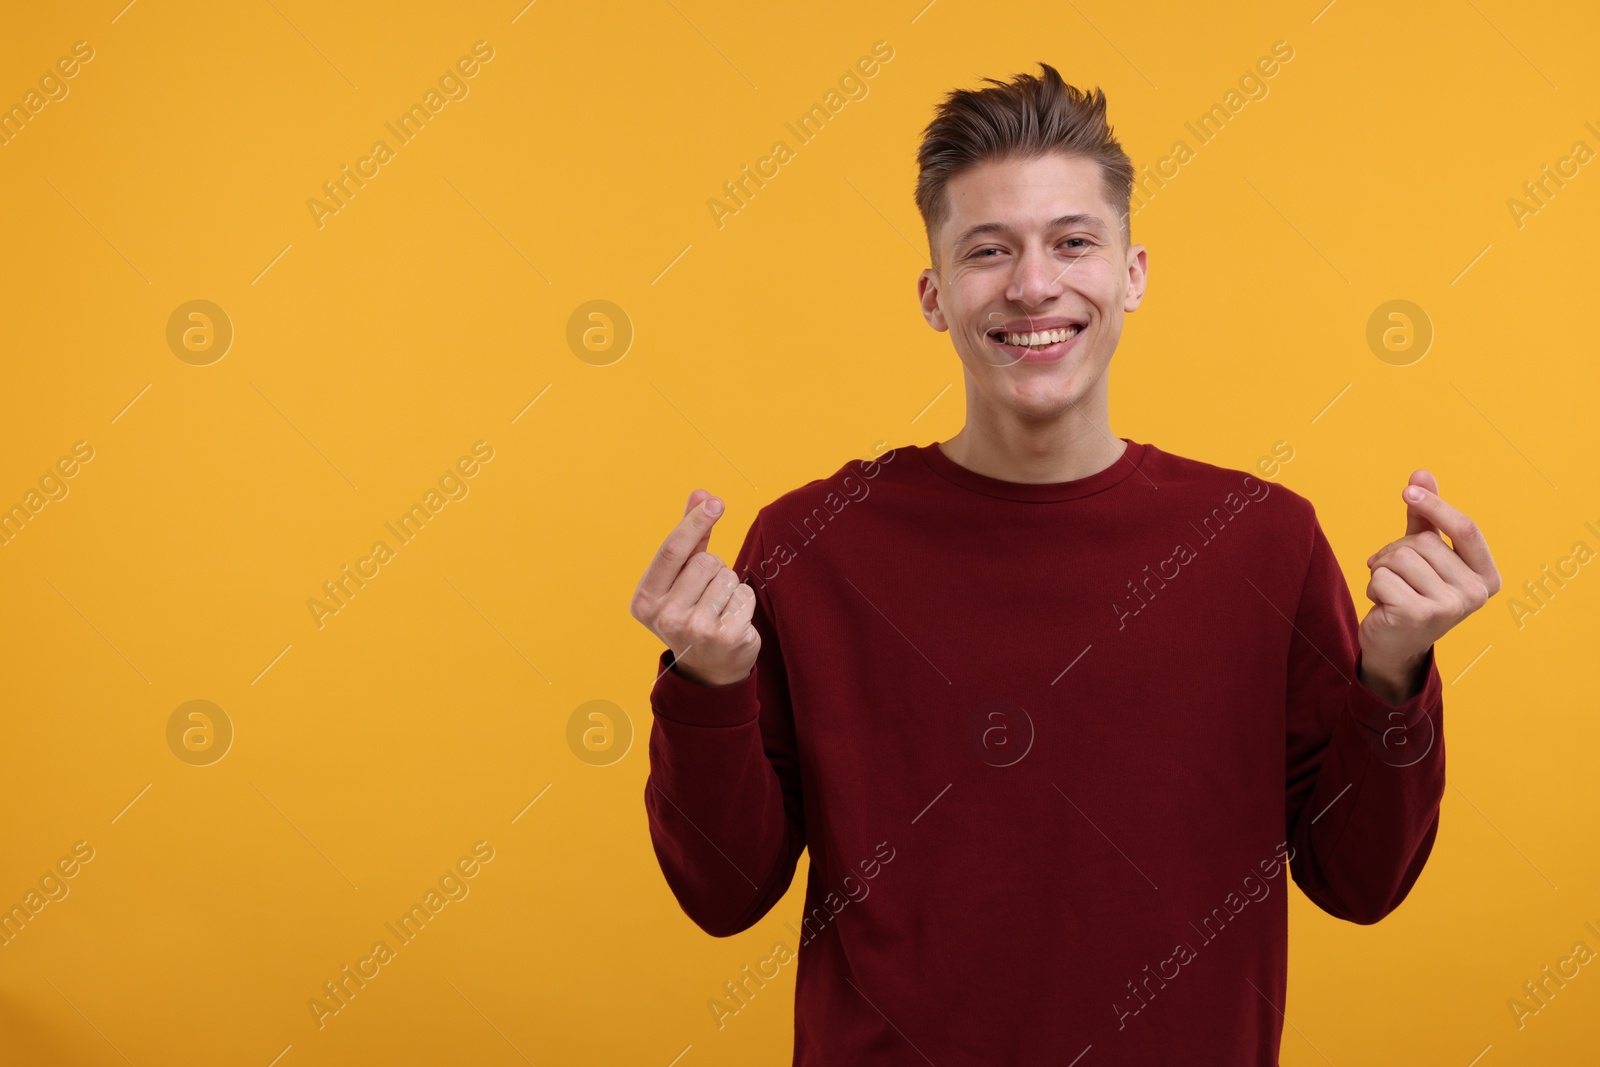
[670, 651, 749, 689]
[1358, 648, 1428, 706]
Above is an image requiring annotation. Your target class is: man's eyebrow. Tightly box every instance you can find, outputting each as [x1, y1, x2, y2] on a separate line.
[951, 214, 1111, 250]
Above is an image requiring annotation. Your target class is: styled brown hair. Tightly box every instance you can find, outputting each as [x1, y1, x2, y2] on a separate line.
[914, 63, 1134, 267]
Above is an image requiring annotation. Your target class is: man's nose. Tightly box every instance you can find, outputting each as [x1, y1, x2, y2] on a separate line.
[1006, 244, 1064, 305]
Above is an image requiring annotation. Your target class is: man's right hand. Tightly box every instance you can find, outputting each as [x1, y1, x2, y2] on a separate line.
[629, 489, 761, 688]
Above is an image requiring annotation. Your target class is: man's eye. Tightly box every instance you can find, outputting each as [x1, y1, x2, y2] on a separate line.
[972, 248, 1001, 258]
[1061, 238, 1089, 250]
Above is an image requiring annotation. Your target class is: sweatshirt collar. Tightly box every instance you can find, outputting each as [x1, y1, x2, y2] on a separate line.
[916, 438, 1149, 502]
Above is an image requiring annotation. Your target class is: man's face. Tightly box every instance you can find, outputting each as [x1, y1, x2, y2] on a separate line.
[917, 152, 1147, 423]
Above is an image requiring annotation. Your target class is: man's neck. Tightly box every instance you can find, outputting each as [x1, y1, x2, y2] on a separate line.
[938, 422, 1128, 485]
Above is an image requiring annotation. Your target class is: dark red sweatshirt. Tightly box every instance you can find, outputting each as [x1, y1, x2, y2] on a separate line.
[644, 439, 1444, 1066]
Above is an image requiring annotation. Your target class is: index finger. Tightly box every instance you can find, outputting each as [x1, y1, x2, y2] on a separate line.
[636, 492, 724, 603]
[1403, 485, 1498, 583]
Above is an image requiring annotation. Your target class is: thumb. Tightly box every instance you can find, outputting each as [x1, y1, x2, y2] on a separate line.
[1403, 469, 1439, 536]
[684, 489, 724, 557]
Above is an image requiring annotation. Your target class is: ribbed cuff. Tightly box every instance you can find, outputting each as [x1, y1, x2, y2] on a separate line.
[1350, 646, 1441, 736]
[649, 648, 760, 727]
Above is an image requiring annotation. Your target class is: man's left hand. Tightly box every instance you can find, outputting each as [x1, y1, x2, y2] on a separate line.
[1358, 470, 1502, 705]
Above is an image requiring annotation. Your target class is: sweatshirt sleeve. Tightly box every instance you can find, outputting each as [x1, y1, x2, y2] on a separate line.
[642, 509, 807, 938]
[1283, 505, 1446, 926]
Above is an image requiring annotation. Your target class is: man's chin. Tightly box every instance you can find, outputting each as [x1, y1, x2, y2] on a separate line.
[993, 383, 1091, 421]
[957, 346, 1108, 405]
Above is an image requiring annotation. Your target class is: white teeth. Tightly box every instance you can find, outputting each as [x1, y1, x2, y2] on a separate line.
[998, 325, 1082, 346]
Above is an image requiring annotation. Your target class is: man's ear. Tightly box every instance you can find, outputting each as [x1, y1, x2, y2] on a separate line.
[1122, 243, 1148, 313]
[918, 268, 949, 331]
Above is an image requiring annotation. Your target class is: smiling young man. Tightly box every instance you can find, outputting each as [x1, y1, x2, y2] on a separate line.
[632, 64, 1501, 1065]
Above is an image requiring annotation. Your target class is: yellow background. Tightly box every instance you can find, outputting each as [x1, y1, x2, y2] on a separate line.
[1, 0, 1596, 1063]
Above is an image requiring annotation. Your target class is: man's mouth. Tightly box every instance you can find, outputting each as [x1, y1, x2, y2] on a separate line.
[984, 321, 1086, 362]
[986, 324, 1084, 348]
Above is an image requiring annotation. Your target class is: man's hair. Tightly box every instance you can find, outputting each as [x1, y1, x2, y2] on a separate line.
[914, 63, 1134, 268]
